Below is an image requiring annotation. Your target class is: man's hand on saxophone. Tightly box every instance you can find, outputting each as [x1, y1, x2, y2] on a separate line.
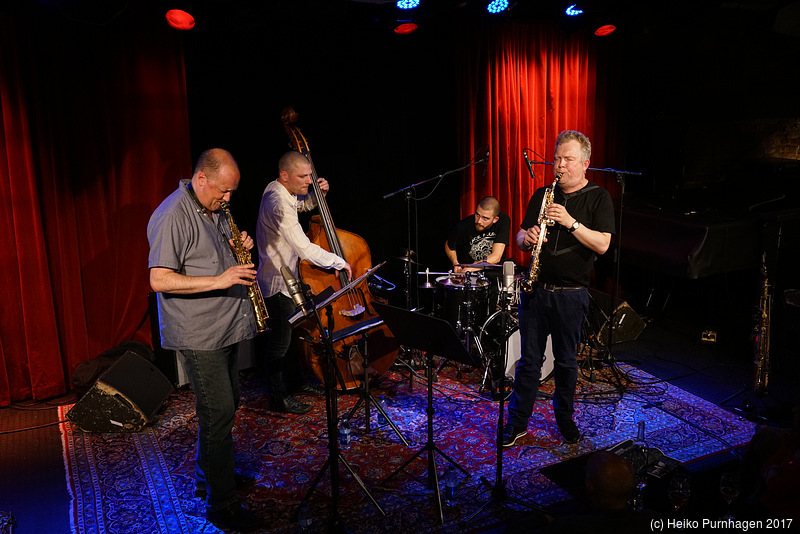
[230, 230, 254, 252]
[516, 225, 542, 252]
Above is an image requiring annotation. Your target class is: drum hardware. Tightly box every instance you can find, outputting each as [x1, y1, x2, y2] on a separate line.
[418, 268, 437, 289]
[434, 271, 486, 379]
[455, 261, 503, 269]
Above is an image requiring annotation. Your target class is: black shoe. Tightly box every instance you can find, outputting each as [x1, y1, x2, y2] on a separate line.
[558, 420, 582, 444]
[501, 423, 527, 447]
[206, 502, 263, 532]
[195, 473, 256, 499]
[294, 382, 325, 397]
[272, 396, 311, 415]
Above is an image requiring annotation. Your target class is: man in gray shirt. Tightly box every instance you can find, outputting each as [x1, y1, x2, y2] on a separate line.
[148, 148, 262, 532]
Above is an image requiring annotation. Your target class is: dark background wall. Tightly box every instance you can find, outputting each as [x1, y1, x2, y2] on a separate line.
[178, 0, 800, 362]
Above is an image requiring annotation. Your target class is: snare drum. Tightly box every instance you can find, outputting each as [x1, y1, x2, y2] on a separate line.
[434, 273, 490, 331]
[478, 310, 554, 385]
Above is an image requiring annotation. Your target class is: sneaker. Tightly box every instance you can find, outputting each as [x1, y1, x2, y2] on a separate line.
[195, 473, 256, 499]
[271, 396, 311, 414]
[206, 502, 263, 532]
[294, 382, 325, 397]
[501, 423, 527, 447]
[558, 420, 582, 444]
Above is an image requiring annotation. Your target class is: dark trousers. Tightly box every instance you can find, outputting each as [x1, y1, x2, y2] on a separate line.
[508, 287, 589, 428]
[263, 292, 304, 399]
[180, 344, 240, 511]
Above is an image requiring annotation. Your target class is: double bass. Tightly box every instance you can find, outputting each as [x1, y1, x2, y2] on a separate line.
[282, 108, 398, 390]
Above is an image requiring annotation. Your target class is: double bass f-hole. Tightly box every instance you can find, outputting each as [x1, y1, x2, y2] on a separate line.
[281, 107, 365, 318]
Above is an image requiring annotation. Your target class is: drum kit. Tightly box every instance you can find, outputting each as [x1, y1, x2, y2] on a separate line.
[397, 256, 554, 396]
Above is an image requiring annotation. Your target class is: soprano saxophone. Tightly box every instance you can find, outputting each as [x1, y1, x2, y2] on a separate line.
[753, 255, 771, 395]
[520, 173, 561, 293]
[220, 201, 269, 334]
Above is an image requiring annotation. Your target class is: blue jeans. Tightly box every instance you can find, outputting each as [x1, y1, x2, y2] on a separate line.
[264, 293, 303, 399]
[508, 287, 588, 428]
[180, 344, 241, 511]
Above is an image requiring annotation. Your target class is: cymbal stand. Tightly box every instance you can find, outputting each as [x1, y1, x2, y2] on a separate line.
[435, 272, 483, 380]
[345, 330, 409, 446]
[465, 288, 541, 525]
[298, 299, 385, 530]
[382, 348, 470, 523]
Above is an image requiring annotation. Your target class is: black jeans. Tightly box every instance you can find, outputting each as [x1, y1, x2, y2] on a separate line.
[263, 292, 304, 399]
[508, 286, 589, 428]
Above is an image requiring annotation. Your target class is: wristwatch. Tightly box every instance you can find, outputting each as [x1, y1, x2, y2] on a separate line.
[568, 220, 580, 233]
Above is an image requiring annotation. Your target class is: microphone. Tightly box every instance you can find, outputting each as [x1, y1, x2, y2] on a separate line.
[281, 265, 307, 310]
[522, 149, 535, 180]
[482, 147, 490, 177]
[502, 260, 515, 294]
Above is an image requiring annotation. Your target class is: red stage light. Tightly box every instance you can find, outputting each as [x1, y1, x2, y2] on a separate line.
[594, 24, 616, 36]
[394, 22, 418, 34]
[166, 9, 195, 30]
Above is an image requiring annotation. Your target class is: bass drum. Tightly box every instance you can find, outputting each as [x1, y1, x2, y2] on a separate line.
[479, 310, 554, 385]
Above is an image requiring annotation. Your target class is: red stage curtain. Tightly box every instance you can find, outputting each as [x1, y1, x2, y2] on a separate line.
[0, 7, 191, 405]
[456, 22, 615, 266]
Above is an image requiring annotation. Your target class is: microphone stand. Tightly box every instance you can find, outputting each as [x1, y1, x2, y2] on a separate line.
[383, 157, 488, 312]
[383, 157, 487, 392]
[293, 281, 386, 532]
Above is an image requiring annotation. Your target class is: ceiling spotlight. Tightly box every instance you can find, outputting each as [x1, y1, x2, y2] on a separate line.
[397, 0, 420, 9]
[487, 0, 509, 14]
[394, 21, 418, 34]
[594, 24, 616, 36]
[165, 9, 195, 30]
[565, 4, 584, 16]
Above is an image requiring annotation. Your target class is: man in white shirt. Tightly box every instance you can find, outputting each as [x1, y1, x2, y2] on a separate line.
[256, 151, 352, 414]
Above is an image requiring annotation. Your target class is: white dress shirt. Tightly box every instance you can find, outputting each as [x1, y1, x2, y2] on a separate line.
[256, 179, 347, 298]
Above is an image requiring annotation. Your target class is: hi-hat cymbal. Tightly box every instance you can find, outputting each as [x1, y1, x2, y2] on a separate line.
[418, 282, 436, 289]
[455, 261, 502, 268]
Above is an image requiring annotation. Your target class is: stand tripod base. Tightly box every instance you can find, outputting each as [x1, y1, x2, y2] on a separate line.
[464, 475, 544, 525]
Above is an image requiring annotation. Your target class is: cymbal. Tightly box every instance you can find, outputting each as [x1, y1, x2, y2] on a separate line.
[418, 282, 436, 289]
[394, 255, 420, 264]
[455, 261, 502, 268]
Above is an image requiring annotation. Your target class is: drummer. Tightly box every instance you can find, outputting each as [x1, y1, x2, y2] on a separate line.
[444, 196, 511, 273]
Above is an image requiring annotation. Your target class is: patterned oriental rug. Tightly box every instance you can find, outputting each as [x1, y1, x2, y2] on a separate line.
[59, 362, 756, 534]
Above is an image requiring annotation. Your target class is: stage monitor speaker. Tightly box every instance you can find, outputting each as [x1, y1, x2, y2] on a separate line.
[588, 289, 646, 346]
[67, 351, 173, 432]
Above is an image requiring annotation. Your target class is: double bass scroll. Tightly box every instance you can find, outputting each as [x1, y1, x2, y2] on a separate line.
[281, 107, 399, 390]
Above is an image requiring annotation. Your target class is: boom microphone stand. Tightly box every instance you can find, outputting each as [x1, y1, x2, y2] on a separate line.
[464, 263, 540, 525]
[284, 269, 386, 531]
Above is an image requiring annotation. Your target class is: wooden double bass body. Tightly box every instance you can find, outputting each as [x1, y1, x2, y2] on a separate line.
[283, 109, 398, 390]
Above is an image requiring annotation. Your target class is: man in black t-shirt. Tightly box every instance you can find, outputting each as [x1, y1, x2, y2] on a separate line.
[445, 196, 511, 272]
[503, 130, 615, 447]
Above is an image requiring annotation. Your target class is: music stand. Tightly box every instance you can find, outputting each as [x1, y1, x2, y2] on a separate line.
[332, 318, 410, 446]
[291, 269, 388, 530]
[288, 261, 386, 326]
[373, 302, 480, 523]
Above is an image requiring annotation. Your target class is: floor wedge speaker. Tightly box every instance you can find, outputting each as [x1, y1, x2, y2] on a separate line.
[588, 289, 646, 346]
[67, 351, 173, 432]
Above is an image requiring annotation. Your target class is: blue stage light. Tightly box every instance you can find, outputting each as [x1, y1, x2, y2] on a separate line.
[397, 0, 420, 9]
[565, 4, 584, 16]
[487, 0, 509, 14]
